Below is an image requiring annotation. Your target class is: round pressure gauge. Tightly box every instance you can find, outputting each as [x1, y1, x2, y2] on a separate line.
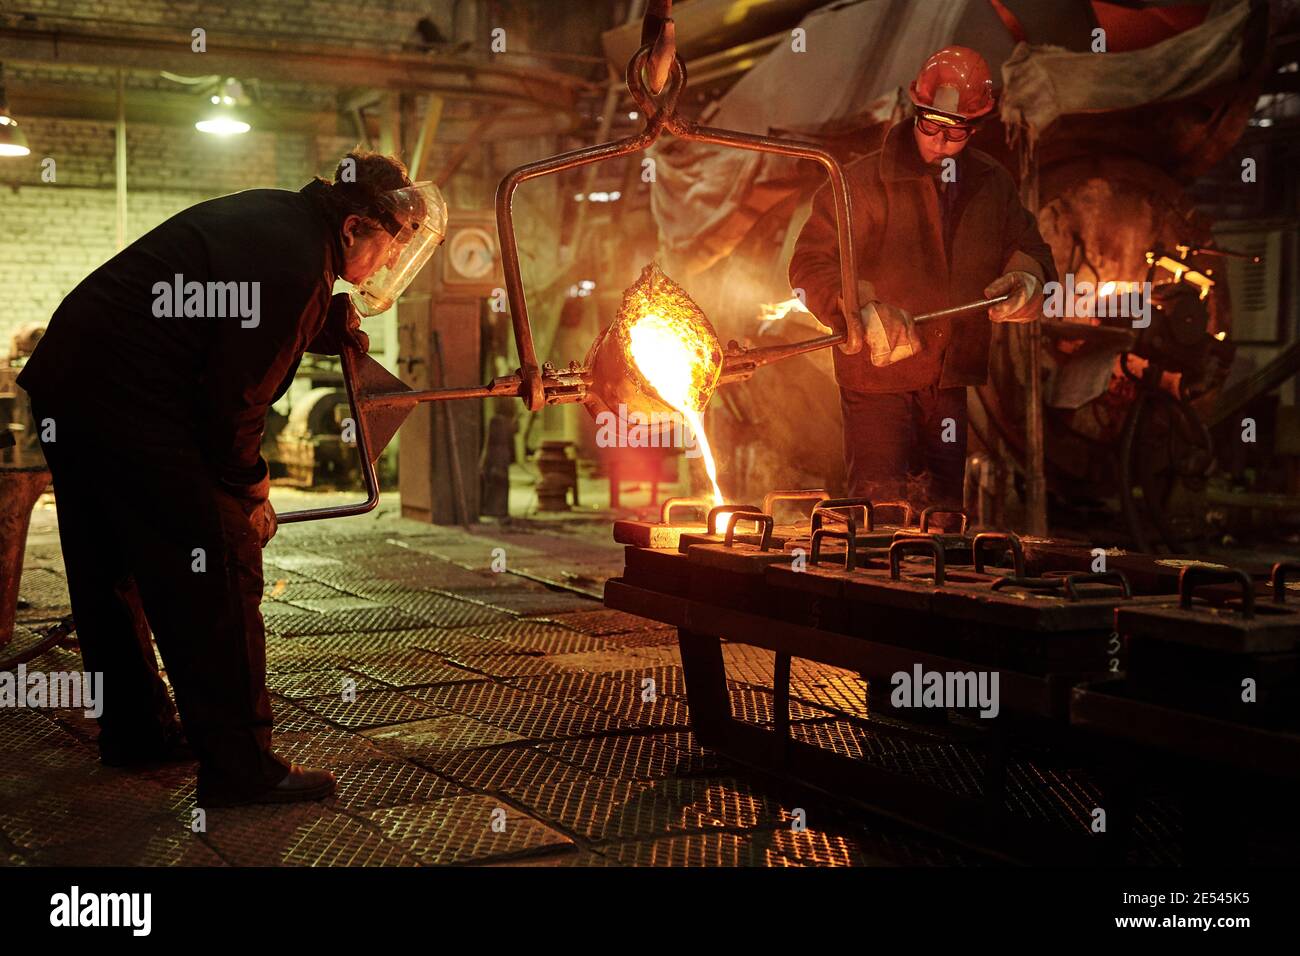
[447, 226, 498, 281]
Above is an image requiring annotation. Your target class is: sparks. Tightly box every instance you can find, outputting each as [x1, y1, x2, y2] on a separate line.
[759, 296, 811, 321]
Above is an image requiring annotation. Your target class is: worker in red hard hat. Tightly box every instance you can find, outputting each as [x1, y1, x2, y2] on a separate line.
[790, 45, 1055, 511]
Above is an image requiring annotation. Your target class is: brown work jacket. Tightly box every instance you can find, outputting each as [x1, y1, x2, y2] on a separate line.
[789, 120, 1056, 393]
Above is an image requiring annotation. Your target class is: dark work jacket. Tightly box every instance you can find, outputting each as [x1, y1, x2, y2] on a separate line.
[789, 121, 1056, 393]
[18, 181, 352, 503]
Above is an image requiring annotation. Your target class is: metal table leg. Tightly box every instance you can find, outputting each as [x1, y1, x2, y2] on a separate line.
[773, 652, 792, 766]
[677, 628, 730, 745]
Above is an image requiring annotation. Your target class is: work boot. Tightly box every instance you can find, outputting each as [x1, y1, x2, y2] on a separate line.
[99, 720, 195, 768]
[200, 764, 336, 808]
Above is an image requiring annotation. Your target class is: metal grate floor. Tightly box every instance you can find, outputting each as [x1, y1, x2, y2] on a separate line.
[362, 715, 529, 758]
[8, 499, 1199, 867]
[418, 745, 593, 792]
[539, 733, 715, 780]
[267, 668, 386, 700]
[294, 689, 445, 731]
[201, 803, 423, 867]
[15, 567, 69, 608]
[325, 757, 467, 812]
[342, 649, 486, 689]
[364, 794, 574, 865]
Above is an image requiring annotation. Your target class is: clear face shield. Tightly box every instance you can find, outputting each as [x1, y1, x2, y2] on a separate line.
[348, 181, 450, 317]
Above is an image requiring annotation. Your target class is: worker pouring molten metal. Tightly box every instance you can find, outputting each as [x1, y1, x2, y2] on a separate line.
[17, 150, 447, 807]
[790, 46, 1055, 510]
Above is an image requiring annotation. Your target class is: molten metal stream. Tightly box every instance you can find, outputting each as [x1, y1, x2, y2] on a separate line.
[628, 312, 728, 525]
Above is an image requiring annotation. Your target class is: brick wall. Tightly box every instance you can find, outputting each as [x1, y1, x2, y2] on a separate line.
[0, 117, 357, 355]
[0, 0, 608, 356]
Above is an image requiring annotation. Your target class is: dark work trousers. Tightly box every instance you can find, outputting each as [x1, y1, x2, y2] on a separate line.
[31, 400, 288, 803]
[838, 384, 969, 510]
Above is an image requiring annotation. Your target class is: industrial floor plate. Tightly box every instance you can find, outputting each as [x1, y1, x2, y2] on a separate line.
[417, 744, 594, 792]
[510, 671, 692, 728]
[458, 619, 613, 655]
[382, 592, 517, 628]
[727, 685, 836, 725]
[361, 714, 529, 758]
[271, 729, 389, 768]
[540, 732, 721, 780]
[342, 649, 486, 689]
[542, 609, 675, 636]
[14, 567, 68, 609]
[270, 697, 338, 734]
[269, 605, 434, 638]
[295, 689, 445, 731]
[32, 819, 227, 867]
[266, 668, 386, 700]
[202, 803, 423, 867]
[325, 757, 467, 812]
[364, 794, 574, 865]
[447, 653, 570, 680]
[598, 831, 787, 867]
[414, 681, 632, 739]
[494, 775, 669, 842]
[790, 719, 987, 798]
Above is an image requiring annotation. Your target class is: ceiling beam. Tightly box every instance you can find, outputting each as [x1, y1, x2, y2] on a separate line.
[8, 82, 339, 133]
[8, 78, 577, 143]
[0, 20, 598, 113]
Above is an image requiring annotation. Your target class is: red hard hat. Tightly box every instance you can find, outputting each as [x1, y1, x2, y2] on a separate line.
[909, 46, 994, 121]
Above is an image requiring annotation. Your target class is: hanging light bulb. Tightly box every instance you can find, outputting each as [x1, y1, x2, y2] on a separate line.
[0, 63, 31, 158]
[196, 78, 251, 136]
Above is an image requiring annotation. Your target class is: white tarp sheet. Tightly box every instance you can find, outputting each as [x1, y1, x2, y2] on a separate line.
[998, 0, 1252, 138]
[652, 0, 977, 274]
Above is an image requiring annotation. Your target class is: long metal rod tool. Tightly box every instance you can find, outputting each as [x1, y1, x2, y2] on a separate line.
[717, 294, 1011, 383]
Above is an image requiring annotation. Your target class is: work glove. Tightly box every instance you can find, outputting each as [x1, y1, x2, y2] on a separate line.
[863, 300, 922, 367]
[838, 280, 922, 367]
[249, 498, 278, 549]
[223, 464, 278, 549]
[339, 295, 370, 353]
[985, 271, 1041, 323]
[307, 294, 370, 355]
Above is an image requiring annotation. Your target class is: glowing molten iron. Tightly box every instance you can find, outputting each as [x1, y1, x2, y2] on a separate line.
[617, 264, 727, 521]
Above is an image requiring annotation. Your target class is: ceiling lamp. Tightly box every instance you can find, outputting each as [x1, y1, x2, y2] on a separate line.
[0, 63, 31, 158]
[196, 78, 250, 136]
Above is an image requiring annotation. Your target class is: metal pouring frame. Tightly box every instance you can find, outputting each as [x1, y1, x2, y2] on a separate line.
[279, 43, 865, 524]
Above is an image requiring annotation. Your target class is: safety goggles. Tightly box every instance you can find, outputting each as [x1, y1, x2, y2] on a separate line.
[349, 181, 450, 317]
[915, 110, 981, 142]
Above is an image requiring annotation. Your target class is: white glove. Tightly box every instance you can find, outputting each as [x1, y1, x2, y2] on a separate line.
[985, 271, 1041, 323]
[863, 301, 923, 367]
